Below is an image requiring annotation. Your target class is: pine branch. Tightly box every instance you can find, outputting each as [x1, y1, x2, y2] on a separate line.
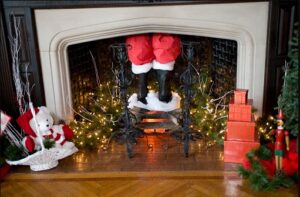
[239, 145, 297, 191]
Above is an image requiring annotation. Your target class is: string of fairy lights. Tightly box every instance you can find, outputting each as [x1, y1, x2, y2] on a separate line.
[255, 115, 277, 142]
[69, 82, 122, 149]
[189, 71, 231, 146]
[69, 67, 231, 149]
[69, 70, 276, 149]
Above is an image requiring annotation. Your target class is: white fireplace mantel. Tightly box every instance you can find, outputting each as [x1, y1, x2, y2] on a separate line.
[35, 2, 269, 121]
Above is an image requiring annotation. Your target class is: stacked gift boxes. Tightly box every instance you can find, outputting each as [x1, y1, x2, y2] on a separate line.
[224, 89, 260, 163]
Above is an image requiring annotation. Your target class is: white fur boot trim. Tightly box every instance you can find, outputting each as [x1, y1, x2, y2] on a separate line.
[131, 62, 153, 74]
[128, 91, 181, 112]
[153, 60, 175, 71]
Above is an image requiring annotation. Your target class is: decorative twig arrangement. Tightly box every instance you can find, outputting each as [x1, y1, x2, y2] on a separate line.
[10, 16, 27, 114]
[8, 14, 45, 150]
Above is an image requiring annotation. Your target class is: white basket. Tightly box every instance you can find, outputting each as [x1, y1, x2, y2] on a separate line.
[6, 145, 78, 171]
[52, 146, 78, 160]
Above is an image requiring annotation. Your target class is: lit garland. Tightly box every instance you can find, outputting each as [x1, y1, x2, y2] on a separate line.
[189, 67, 231, 146]
[190, 68, 278, 146]
[69, 64, 247, 149]
[69, 74, 277, 149]
[69, 82, 122, 149]
[255, 115, 277, 143]
[70, 64, 236, 149]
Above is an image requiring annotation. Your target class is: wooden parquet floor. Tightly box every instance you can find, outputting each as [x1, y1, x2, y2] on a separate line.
[1, 136, 298, 196]
[1, 172, 297, 197]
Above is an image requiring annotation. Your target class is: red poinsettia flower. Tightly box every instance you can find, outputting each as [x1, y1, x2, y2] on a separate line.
[282, 151, 298, 176]
[242, 159, 251, 170]
[260, 159, 276, 177]
[267, 143, 275, 151]
[282, 157, 297, 176]
[289, 140, 297, 152]
[282, 140, 298, 176]
[288, 151, 298, 162]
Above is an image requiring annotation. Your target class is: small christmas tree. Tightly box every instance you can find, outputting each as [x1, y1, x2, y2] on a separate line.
[278, 24, 299, 137]
[70, 82, 122, 149]
[190, 66, 230, 145]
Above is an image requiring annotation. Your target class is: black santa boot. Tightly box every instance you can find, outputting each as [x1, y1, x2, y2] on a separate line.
[156, 69, 172, 103]
[137, 73, 148, 105]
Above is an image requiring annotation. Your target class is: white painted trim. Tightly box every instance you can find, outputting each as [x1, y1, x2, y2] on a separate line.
[152, 60, 175, 71]
[131, 62, 153, 74]
[35, 2, 269, 120]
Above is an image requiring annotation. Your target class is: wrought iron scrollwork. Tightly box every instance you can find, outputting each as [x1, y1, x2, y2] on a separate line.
[110, 43, 142, 158]
[110, 42, 202, 158]
[171, 41, 202, 157]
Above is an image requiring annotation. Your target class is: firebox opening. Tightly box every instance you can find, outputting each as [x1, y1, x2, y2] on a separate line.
[67, 34, 237, 113]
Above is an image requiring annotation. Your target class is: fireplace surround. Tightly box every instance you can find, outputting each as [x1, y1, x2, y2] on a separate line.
[34, 2, 269, 121]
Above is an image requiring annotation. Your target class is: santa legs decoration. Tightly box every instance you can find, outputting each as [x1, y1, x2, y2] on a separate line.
[126, 33, 181, 104]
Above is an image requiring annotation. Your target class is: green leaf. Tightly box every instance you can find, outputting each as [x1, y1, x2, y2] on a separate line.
[4, 145, 23, 161]
[238, 165, 251, 178]
[255, 145, 272, 160]
[43, 138, 55, 149]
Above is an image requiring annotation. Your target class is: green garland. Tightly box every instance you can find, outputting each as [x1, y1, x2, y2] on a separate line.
[238, 145, 295, 191]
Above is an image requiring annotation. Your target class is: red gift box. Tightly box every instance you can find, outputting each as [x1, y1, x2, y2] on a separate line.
[228, 99, 252, 122]
[234, 89, 248, 104]
[224, 140, 260, 163]
[226, 120, 256, 141]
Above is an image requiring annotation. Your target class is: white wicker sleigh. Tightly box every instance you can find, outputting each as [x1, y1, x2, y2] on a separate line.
[6, 145, 78, 171]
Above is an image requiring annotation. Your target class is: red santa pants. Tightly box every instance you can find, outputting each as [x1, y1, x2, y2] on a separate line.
[126, 33, 181, 74]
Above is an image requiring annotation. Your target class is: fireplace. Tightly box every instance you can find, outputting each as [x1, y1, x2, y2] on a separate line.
[34, 2, 269, 121]
[67, 35, 236, 112]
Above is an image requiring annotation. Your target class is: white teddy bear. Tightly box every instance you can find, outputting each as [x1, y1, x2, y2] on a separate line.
[17, 106, 75, 153]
